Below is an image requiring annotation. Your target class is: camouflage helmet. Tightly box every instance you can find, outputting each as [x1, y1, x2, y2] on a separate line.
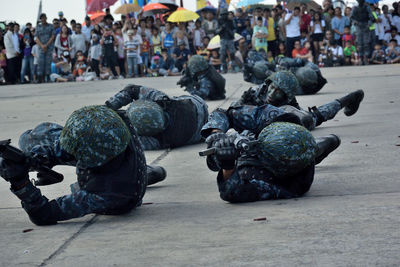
[257, 122, 318, 177]
[266, 71, 299, 103]
[127, 100, 166, 136]
[276, 57, 295, 70]
[253, 61, 272, 80]
[60, 105, 131, 169]
[295, 66, 318, 89]
[188, 55, 209, 74]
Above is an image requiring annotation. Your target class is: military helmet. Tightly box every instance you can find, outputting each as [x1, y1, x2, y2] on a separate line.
[60, 105, 131, 169]
[266, 71, 299, 103]
[257, 122, 317, 177]
[127, 100, 166, 136]
[253, 61, 272, 80]
[295, 66, 318, 89]
[188, 55, 209, 74]
[276, 57, 295, 70]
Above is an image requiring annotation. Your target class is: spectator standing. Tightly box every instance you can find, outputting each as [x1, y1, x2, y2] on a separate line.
[115, 28, 126, 78]
[124, 28, 142, 77]
[253, 17, 269, 52]
[217, 8, 237, 73]
[82, 16, 94, 43]
[202, 11, 218, 39]
[234, 8, 246, 34]
[241, 19, 253, 48]
[150, 27, 162, 56]
[141, 31, 150, 75]
[20, 28, 35, 82]
[55, 25, 72, 58]
[277, 10, 287, 43]
[310, 12, 326, 59]
[342, 26, 355, 47]
[285, 7, 301, 57]
[264, 8, 277, 56]
[0, 43, 7, 82]
[88, 34, 102, 78]
[324, 7, 335, 31]
[162, 22, 175, 55]
[31, 44, 39, 82]
[71, 23, 86, 66]
[192, 20, 206, 51]
[100, 25, 118, 78]
[300, 3, 312, 34]
[331, 7, 350, 45]
[35, 14, 55, 83]
[351, 0, 376, 64]
[4, 22, 20, 83]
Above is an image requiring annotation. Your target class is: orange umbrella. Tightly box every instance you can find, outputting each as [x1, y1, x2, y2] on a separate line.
[90, 11, 106, 25]
[142, 3, 169, 17]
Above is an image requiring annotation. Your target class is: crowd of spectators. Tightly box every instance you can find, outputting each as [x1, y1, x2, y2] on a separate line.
[1, 1, 400, 85]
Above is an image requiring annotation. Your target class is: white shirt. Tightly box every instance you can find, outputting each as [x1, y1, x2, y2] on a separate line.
[12, 32, 20, 53]
[383, 33, 400, 44]
[392, 16, 400, 35]
[31, 44, 39, 65]
[329, 46, 343, 60]
[285, 13, 300, 38]
[379, 13, 392, 32]
[71, 33, 87, 57]
[82, 24, 94, 42]
[310, 20, 326, 34]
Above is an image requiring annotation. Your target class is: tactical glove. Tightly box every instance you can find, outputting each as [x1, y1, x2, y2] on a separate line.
[214, 135, 237, 170]
[0, 157, 29, 188]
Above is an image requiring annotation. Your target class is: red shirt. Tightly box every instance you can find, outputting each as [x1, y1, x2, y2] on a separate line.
[141, 38, 150, 53]
[301, 14, 311, 32]
[60, 35, 69, 50]
[292, 47, 309, 58]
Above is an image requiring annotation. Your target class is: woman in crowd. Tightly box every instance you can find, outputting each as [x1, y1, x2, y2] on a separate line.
[20, 28, 35, 83]
[55, 25, 72, 58]
[310, 12, 326, 60]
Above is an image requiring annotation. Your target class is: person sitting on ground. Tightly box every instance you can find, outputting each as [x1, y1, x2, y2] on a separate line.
[385, 38, 400, 64]
[210, 50, 222, 72]
[318, 45, 331, 67]
[50, 51, 73, 82]
[328, 39, 344, 66]
[370, 43, 386, 64]
[172, 41, 191, 72]
[72, 51, 87, 78]
[292, 40, 313, 62]
[158, 48, 180, 77]
[196, 36, 210, 61]
[383, 27, 400, 47]
[344, 40, 360, 65]
[148, 55, 161, 77]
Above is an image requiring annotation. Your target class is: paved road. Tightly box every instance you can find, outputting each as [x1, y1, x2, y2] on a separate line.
[0, 65, 399, 266]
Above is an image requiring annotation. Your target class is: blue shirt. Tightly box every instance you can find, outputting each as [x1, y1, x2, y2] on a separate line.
[331, 16, 350, 40]
[173, 47, 191, 64]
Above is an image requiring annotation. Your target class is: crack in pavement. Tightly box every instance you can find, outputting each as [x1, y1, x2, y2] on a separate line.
[37, 83, 245, 266]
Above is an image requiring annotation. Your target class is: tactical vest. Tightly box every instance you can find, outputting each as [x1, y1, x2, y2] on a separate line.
[369, 11, 378, 30]
[158, 99, 199, 148]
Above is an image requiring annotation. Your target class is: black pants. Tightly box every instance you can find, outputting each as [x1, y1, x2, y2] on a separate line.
[104, 53, 118, 76]
[91, 59, 100, 77]
[118, 58, 125, 76]
[267, 40, 278, 57]
[6, 57, 19, 84]
[286, 36, 300, 57]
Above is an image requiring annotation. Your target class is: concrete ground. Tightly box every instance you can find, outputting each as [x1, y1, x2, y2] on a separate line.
[0, 65, 399, 267]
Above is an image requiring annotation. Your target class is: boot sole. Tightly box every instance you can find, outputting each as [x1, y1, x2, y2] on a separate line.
[344, 90, 364, 116]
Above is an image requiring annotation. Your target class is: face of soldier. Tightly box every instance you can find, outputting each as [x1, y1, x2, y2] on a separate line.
[266, 84, 287, 106]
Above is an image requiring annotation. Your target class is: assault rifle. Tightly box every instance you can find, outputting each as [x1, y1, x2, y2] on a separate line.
[0, 139, 64, 186]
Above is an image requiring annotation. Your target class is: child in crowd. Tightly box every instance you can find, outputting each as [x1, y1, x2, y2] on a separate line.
[299, 29, 309, 47]
[124, 29, 140, 77]
[0, 43, 7, 84]
[343, 40, 360, 65]
[31, 44, 39, 82]
[329, 39, 344, 66]
[88, 34, 102, 78]
[150, 27, 162, 56]
[141, 31, 150, 75]
[196, 36, 210, 60]
[50, 51, 73, 82]
[210, 50, 222, 72]
[318, 45, 331, 67]
[385, 39, 400, 64]
[192, 19, 206, 51]
[292, 40, 313, 62]
[370, 44, 386, 64]
[277, 42, 286, 58]
[252, 17, 268, 52]
[159, 48, 179, 77]
[72, 51, 87, 77]
[148, 55, 161, 77]
[341, 26, 354, 47]
[267, 51, 275, 63]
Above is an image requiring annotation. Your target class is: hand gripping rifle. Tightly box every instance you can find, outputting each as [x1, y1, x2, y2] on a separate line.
[0, 139, 64, 186]
[199, 133, 259, 157]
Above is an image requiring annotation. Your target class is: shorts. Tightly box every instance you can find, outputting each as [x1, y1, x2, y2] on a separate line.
[311, 33, 324, 42]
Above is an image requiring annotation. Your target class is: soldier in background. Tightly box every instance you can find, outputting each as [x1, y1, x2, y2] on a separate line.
[0, 106, 166, 225]
[243, 50, 275, 85]
[177, 55, 226, 100]
[106, 84, 209, 150]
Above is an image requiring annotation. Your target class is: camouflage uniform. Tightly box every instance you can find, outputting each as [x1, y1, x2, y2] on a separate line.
[106, 85, 209, 150]
[202, 107, 317, 203]
[10, 106, 147, 225]
[177, 55, 226, 100]
[240, 71, 341, 131]
[243, 50, 275, 85]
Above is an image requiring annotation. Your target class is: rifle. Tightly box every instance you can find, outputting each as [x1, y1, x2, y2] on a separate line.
[0, 139, 64, 186]
[199, 134, 259, 157]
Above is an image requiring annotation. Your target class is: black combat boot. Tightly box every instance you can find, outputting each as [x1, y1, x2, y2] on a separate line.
[337, 90, 364, 116]
[315, 134, 341, 165]
[146, 165, 167, 186]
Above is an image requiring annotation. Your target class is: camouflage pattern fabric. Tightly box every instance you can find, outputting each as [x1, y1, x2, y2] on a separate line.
[295, 67, 318, 91]
[253, 61, 272, 80]
[257, 122, 317, 177]
[265, 71, 299, 103]
[187, 55, 209, 75]
[60, 105, 131, 169]
[127, 100, 166, 136]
